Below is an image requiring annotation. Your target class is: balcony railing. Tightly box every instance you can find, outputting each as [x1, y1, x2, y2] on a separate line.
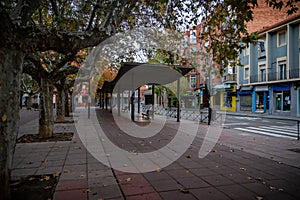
[250, 68, 299, 83]
[223, 74, 237, 82]
[289, 68, 300, 79]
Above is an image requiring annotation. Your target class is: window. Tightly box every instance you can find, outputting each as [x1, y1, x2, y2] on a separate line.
[190, 30, 197, 44]
[259, 64, 266, 82]
[278, 30, 286, 47]
[244, 67, 249, 79]
[182, 36, 188, 48]
[244, 45, 250, 56]
[190, 75, 196, 89]
[258, 40, 266, 58]
[278, 61, 286, 80]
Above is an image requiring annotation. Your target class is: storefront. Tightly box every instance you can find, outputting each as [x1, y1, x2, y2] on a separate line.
[215, 83, 237, 112]
[252, 85, 269, 113]
[273, 83, 291, 113]
[237, 86, 253, 111]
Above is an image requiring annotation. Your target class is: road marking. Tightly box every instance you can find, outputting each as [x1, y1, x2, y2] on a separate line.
[245, 127, 296, 137]
[222, 123, 249, 126]
[234, 127, 297, 139]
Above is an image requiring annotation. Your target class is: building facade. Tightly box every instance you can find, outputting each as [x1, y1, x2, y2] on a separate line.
[238, 15, 300, 117]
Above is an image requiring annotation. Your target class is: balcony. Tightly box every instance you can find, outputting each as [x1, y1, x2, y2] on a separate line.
[250, 68, 300, 83]
[223, 74, 237, 83]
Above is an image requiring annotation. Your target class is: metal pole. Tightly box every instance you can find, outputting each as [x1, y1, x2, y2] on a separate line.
[297, 121, 300, 140]
[177, 78, 180, 122]
[88, 81, 90, 119]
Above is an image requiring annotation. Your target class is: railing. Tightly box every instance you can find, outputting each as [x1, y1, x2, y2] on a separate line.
[250, 68, 300, 83]
[289, 68, 300, 79]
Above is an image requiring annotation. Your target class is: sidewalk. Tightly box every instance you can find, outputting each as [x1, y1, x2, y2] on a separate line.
[12, 108, 300, 200]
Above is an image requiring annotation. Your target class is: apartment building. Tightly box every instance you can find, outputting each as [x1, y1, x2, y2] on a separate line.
[238, 15, 300, 117]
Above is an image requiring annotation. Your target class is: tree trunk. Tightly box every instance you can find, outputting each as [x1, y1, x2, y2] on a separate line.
[39, 77, 54, 139]
[0, 49, 24, 200]
[56, 87, 65, 122]
[65, 89, 70, 117]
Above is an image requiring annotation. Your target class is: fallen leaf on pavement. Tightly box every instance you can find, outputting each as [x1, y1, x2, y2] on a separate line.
[185, 155, 192, 158]
[53, 172, 60, 177]
[43, 186, 52, 190]
[239, 167, 246, 171]
[269, 186, 276, 190]
[156, 168, 161, 172]
[38, 166, 44, 170]
[64, 169, 70, 173]
[256, 196, 263, 200]
[179, 188, 190, 193]
[126, 177, 132, 182]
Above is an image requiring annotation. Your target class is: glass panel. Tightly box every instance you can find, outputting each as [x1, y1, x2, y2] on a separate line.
[275, 93, 282, 111]
[283, 91, 290, 112]
[278, 31, 286, 46]
[256, 92, 264, 111]
[278, 61, 286, 80]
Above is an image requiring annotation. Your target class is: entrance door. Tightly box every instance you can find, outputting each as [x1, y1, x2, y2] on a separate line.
[275, 93, 282, 111]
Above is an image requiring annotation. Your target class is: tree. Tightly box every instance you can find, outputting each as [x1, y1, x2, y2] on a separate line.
[20, 73, 40, 109]
[0, 0, 299, 199]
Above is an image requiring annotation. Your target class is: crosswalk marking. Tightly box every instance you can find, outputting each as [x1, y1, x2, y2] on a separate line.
[269, 126, 298, 131]
[234, 125, 298, 139]
[261, 126, 296, 133]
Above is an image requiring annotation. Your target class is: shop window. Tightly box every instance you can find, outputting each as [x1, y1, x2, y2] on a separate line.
[275, 91, 290, 112]
[223, 94, 232, 108]
[256, 92, 264, 111]
[283, 91, 290, 111]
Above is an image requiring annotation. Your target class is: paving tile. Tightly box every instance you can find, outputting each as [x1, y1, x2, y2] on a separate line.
[87, 185, 123, 199]
[217, 184, 258, 200]
[126, 192, 161, 200]
[121, 184, 156, 196]
[159, 190, 198, 200]
[35, 166, 63, 175]
[190, 187, 231, 200]
[222, 172, 256, 184]
[56, 179, 88, 191]
[177, 176, 210, 188]
[201, 174, 235, 186]
[88, 176, 118, 187]
[165, 169, 195, 178]
[189, 168, 219, 177]
[150, 179, 181, 192]
[143, 171, 172, 181]
[53, 189, 87, 200]
[11, 168, 37, 178]
[241, 182, 274, 195]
